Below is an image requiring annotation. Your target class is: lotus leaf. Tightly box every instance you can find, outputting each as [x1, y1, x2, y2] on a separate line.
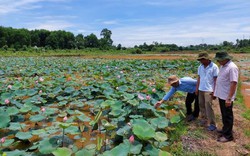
[132, 119, 155, 140]
[101, 119, 117, 130]
[15, 131, 33, 140]
[4, 150, 27, 156]
[30, 114, 46, 122]
[8, 122, 26, 131]
[127, 99, 139, 106]
[170, 115, 181, 123]
[65, 126, 80, 135]
[154, 132, 168, 142]
[52, 147, 72, 156]
[150, 117, 169, 129]
[19, 105, 32, 113]
[75, 149, 95, 156]
[0, 112, 10, 128]
[6, 106, 19, 116]
[102, 141, 130, 156]
[64, 86, 75, 94]
[38, 138, 59, 154]
[2, 139, 14, 147]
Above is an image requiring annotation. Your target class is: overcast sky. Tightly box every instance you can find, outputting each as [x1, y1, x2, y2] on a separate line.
[0, 0, 250, 47]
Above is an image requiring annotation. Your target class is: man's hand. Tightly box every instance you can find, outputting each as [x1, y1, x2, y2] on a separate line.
[154, 100, 163, 108]
[225, 99, 232, 107]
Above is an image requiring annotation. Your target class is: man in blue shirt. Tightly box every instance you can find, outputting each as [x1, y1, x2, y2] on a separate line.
[155, 75, 199, 121]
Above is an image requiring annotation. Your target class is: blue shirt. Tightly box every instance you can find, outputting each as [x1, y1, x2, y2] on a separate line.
[162, 77, 197, 101]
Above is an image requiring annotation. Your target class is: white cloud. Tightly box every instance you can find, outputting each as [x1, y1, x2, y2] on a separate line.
[27, 20, 75, 31]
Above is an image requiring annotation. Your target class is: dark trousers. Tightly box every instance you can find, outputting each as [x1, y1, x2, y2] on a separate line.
[218, 98, 234, 139]
[185, 92, 199, 118]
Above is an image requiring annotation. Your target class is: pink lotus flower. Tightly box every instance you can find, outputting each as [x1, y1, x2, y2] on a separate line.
[127, 122, 131, 126]
[129, 135, 134, 143]
[120, 71, 123, 74]
[0, 137, 6, 143]
[138, 94, 144, 100]
[117, 75, 121, 79]
[41, 107, 46, 112]
[63, 116, 68, 122]
[35, 80, 38, 84]
[146, 95, 151, 100]
[5, 99, 10, 104]
[39, 77, 44, 82]
[152, 88, 156, 92]
[7, 85, 12, 89]
[136, 74, 140, 76]
[39, 90, 42, 94]
[142, 79, 146, 83]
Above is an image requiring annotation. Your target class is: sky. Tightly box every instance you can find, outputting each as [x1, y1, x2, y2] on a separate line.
[0, 0, 250, 47]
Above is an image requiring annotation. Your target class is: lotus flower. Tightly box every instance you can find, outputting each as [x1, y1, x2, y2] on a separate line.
[39, 77, 44, 82]
[117, 75, 121, 79]
[63, 116, 68, 122]
[5, 99, 10, 104]
[146, 95, 151, 100]
[35, 80, 38, 84]
[129, 135, 134, 143]
[127, 122, 131, 126]
[7, 85, 12, 89]
[120, 71, 123, 74]
[0, 137, 6, 143]
[116, 87, 119, 90]
[41, 107, 46, 112]
[152, 88, 156, 92]
[136, 73, 140, 76]
[39, 90, 42, 94]
[138, 94, 144, 100]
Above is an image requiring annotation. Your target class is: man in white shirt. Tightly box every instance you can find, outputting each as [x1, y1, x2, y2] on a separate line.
[214, 51, 238, 142]
[196, 52, 219, 131]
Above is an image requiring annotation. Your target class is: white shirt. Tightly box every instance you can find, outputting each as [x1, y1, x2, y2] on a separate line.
[198, 62, 219, 92]
[214, 60, 239, 101]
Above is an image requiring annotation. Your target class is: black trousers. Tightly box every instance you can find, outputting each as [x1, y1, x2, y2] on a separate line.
[218, 98, 234, 139]
[185, 92, 199, 118]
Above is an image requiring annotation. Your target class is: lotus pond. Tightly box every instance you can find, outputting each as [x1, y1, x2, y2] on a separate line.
[0, 57, 199, 156]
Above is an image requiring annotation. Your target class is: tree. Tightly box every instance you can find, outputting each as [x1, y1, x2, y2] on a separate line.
[75, 34, 85, 49]
[99, 28, 113, 49]
[84, 33, 99, 48]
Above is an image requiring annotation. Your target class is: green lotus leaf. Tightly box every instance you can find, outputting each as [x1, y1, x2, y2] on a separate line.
[12, 82, 23, 90]
[144, 144, 159, 156]
[38, 138, 59, 154]
[2, 139, 15, 147]
[0, 112, 10, 128]
[170, 115, 181, 124]
[154, 132, 168, 142]
[150, 117, 169, 129]
[127, 99, 139, 106]
[101, 119, 117, 130]
[14, 89, 27, 96]
[102, 141, 130, 156]
[19, 105, 32, 113]
[132, 119, 155, 140]
[75, 149, 95, 156]
[32, 129, 47, 136]
[58, 100, 68, 106]
[15, 131, 33, 140]
[118, 85, 128, 92]
[58, 122, 72, 129]
[100, 100, 116, 108]
[30, 114, 46, 122]
[122, 93, 134, 101]
[1, 92, 13, 101]
[5, 150, 27, 156]
[77, 114, 91, 122]
[159, 150, 172, 156]
[8, 122, 26, 131]
[27, 89, 37, 96]
[109, 108, 123, 117]
[6, 106, 19, 116]
[65, 126, 79, 135]
[53, 87, 63, 94]
[52, 147, 72, 156]
[44, 108, 58, 116]
[64, 86, 75, 94]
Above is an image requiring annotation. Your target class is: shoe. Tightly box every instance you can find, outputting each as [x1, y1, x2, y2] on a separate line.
[186, 115, 195, 122]
[207, 125, 217, 131]
[217, 136, 233, 143]
[217, 129, 223, 134]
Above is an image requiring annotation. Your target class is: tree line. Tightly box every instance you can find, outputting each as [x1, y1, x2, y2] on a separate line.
[0, 26, 250, 53]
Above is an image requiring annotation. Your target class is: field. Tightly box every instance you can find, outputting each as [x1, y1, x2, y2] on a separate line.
[0, 53, 250, 156]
